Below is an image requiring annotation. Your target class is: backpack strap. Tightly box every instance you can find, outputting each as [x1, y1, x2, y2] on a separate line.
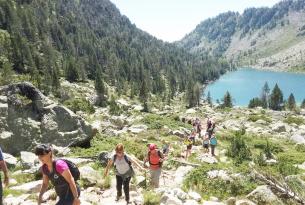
[113, 154, 132, 168]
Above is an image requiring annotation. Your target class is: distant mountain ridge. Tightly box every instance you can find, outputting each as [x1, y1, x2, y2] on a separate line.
[178, 0, 305, 71]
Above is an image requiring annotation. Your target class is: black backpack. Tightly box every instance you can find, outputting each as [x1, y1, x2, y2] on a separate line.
[42, 159, 80, 197]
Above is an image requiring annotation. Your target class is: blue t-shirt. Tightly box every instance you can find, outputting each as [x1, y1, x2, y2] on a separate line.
[0, 147, 3, 161]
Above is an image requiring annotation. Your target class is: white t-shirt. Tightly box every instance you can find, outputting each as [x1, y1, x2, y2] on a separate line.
[111, 153, 131, 175]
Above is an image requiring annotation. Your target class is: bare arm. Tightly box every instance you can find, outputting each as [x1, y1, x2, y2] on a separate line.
[61, 169, 80, 205]
[0, 160, 9, 186]
[103, 159, 113, 178]
[38, 174, 49, 205]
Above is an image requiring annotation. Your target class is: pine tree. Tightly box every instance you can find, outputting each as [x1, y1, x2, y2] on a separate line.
[222, 91, 233, 108]
[194, 83, 201, 106]
[65, 57, 79, 83]
[269, 84, 284, 111]
[0, 61, 14, 85]
[95, 69, 107, 107]
[139, 73, 149, 112]
[287, 93, 296, 111]
[207, 91, 212, 106]
[261, 82, 270, 108]
[301, 99, 305, 109]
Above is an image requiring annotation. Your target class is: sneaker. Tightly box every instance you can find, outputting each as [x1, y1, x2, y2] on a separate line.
[115, 195, 121, 201]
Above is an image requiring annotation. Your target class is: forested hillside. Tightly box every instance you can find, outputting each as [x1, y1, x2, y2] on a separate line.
[0, 0, 229, 100]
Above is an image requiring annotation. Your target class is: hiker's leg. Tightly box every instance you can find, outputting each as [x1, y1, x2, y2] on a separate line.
[123, 177, 131, 202]
[155, 168, 161, 188]
[116, 175, 123, 198]
[211, 145, 215, 156]
[0, 176, 2, 205]
[56, 186, 80, 205]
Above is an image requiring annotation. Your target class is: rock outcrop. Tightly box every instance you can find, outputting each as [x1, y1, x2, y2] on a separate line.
[0, 82, 95, 154]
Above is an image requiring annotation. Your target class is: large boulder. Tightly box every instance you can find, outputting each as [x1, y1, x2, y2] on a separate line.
[246, 185, 283, 205]
[0, 82, 96, 154]
[290, 134, 305, 144]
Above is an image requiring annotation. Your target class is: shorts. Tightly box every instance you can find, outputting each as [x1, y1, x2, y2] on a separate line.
[56, 186, 81, 205]
[187, 144, 192, 150]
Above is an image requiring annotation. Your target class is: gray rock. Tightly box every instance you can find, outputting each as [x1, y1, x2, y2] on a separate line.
[184, 199, 199, 205]
[0, 82, 95, 155]
[271, 123, 286, 133]
[290, 134, 305, 144]
[3, 153, 18, 167]
[174, 166, 194, 186]
[173, 188, 188, 201]
[98, 151, 112, 166]
[236, 199, 257, 205]
[198, 154, 218, 164]
[247, 185, 282, 205]
[128, 124, 148, 134]
[11, 180, 42, 193]
[202, 201, 225, 205]
[188, 191, 201, 202]
[20, 151, 38, 169]
[226, 197, 236, 205]
[79, 166, 100, 186]
[207, 170, 231, 181]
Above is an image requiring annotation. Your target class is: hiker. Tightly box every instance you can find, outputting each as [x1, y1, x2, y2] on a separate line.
[206, 118, 215, 139]
[161, 140, 171, 157]
[210, 133, 217, 157]
[202, 132, 210, 154]
[143, 143, 164, 188]
[35, 144, 80, 205]
[0, 147, 9, 205]
[104, 143, 143, 204]
[195, 118, 202, 137]
[184, 130, 196, 160]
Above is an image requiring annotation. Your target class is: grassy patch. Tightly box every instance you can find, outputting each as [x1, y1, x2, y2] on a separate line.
[143, 190, 161, 205]
[183, 164, 257, 200]
[248, 114, 272, 123]
[63, 97, 95, 114]
[142, 114, 190, 130]
[284, 116, 305, 125]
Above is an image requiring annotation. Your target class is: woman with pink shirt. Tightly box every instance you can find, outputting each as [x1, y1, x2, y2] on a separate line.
[35, 144, 80, 205]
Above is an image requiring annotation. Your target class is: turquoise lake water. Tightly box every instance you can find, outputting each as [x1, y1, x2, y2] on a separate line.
[204, 68, 305, 106]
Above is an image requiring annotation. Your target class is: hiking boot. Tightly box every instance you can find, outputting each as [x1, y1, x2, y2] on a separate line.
[115, 195, 121, 201]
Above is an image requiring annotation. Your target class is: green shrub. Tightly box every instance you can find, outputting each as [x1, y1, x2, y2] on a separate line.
[248, 114, 271, 123]
[143, 114, 189, 130]
[255, 152, 267, 166]
[183, 164, 257, 200]
[295, 144, 305, 152]
[277, 161, 299, 176]
[63, 98, 95, 114]
[227, 131, 252, 165]
[102, 175, 111, 189]
[143, 191, 161, 205]
[284, 116, 305, 125]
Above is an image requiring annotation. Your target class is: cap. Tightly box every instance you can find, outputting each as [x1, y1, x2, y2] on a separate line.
[149, 143, 157, 151]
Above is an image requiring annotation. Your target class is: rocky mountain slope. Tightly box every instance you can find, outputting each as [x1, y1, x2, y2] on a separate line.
[2, 82, 305, 205]
[178, 0, 305, 71]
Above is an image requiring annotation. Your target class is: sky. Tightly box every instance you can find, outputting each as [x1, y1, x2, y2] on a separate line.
[109, 0, 282, 42]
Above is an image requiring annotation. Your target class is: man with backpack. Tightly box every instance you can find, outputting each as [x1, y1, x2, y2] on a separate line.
[143, 143, 164, 188]
[35, 144, 80, 205]
[0, 146, 9, 205]
[104, 143, 143, 204]
[206, 118, 216, 139]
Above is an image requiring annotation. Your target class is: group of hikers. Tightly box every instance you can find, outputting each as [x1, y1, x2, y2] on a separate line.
[0, 117, 217, 205]
[184, 117, 217, 159]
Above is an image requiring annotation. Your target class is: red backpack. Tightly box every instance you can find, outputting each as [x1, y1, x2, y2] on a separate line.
[148, 150, 163, 167]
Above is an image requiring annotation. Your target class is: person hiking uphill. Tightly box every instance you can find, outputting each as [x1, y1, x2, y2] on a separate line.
[194, 118, 202, 138]
[0, 146, 9, 205]
[35, 144, 80, 205]
[104, 143, 144, 204]
[143, 144, 164, 188]
[184, 130, 196, 160]
[206, 118, 215, 139]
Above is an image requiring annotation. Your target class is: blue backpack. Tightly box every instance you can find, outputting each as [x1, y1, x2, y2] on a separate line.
[210, 137, 217, 146]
